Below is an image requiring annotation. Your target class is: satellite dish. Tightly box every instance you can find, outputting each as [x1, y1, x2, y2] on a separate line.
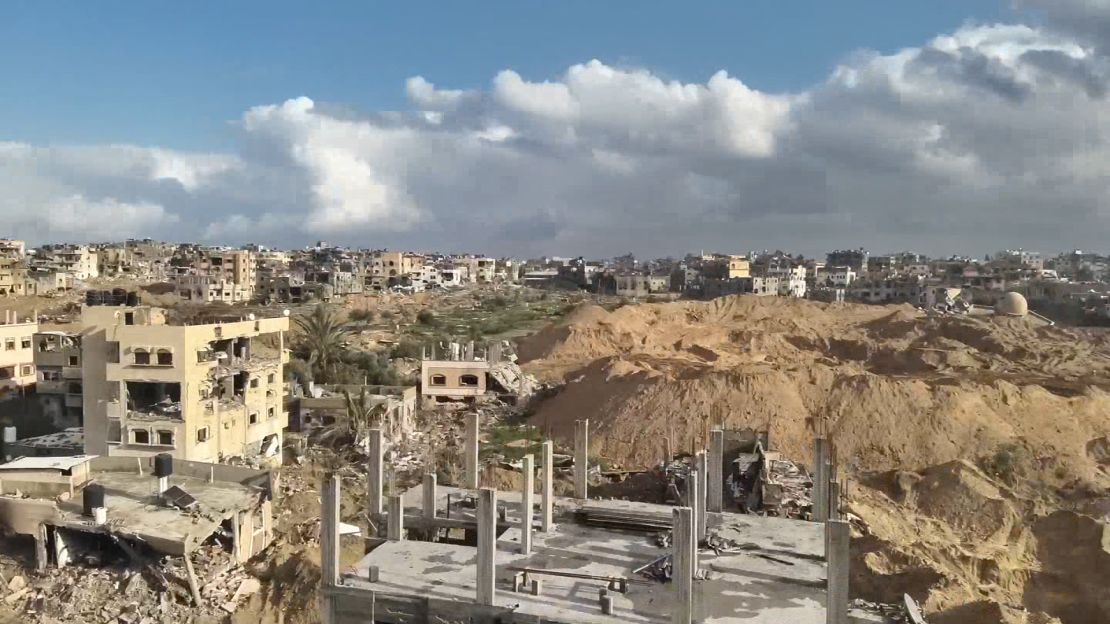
[283, 309, 291, 317]
[248, 313, 256, 321]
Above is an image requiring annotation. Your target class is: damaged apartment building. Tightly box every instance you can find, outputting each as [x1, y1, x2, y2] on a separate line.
[79, 301, 289, 465]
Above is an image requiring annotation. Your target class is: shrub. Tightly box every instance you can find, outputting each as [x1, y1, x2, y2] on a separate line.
[348, 308, 376, 323]
[416, 309, 437, 325]
[390, 338, 424, 360]
[380, 310, 395, 320]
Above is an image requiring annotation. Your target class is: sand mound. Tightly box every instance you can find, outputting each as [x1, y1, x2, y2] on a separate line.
[519, 295, 1110, 624]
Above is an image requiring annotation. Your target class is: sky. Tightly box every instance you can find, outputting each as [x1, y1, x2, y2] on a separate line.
[2, 1, 1108, 258]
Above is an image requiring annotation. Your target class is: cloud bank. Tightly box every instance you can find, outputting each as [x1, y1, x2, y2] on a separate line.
[3, 18, 1110, 257]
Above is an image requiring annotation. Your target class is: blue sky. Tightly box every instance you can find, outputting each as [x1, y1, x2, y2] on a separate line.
[2, 1, 1012, 151]
[3, 1, 1107, 256]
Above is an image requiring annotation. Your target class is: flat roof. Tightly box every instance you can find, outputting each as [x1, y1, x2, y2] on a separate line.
[0, 455, 95, 471]
[341, 486, 842, 624]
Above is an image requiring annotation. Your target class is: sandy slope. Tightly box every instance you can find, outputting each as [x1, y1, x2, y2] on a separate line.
[518, 296, 1110, 624]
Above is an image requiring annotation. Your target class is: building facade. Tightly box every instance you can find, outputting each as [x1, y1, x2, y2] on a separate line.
[81, 305, 289, 464]
[32, 331, 83, 428]
[0, 312, 38, 401]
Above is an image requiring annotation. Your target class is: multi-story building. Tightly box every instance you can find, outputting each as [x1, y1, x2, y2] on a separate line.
[96, 245, 136, 276]
[463, 257, 497, 283]
[0, 311, 37, 401]
[826, 249, 869, 273]
[32, 331, 83, 427]
[172, 275, 254, 303]
[0, 258, 35, 296]
[38, 245, 99, 280]
[193, 248, 257, 299]
[701, 254, 750, 279]
[0, 240, 26, 260]
[81, 304, 289, 465]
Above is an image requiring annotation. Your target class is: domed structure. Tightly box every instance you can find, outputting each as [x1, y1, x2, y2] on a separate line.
[994, 292, 1028, 317]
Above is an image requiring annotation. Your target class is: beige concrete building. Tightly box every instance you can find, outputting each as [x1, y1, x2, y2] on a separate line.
[0, 239, 26, 259]
[33, 331, 84, 428]
[173, 274, 254, 303]
[189, 249, 257, 301]
[42, 245, 99, 280]
[81, 305, 289, 465]
[421, 359, 490, 404]
[0, 258, 35, 296]
[0, 311, 38, 401]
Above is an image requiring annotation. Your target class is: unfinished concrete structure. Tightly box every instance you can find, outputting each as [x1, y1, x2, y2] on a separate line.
[290, 384, 418, 442]
[319, 425, 872, 624]
[81, 304, 289, 464]
[0, 454, 273, 572]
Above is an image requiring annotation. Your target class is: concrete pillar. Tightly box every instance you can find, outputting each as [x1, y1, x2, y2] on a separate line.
[574, 419, 589, 499]
[387, 494, 404, 541]
[695, 451, 708, 541]
[826, 519, 850, 624]
[465, 413, 480, 489]
[671, 507, 694, 624]
[321, 475, 340, 587]
[813, 438, 830, 522]
[368, 428, 383, 518]
[520, 454, 534, 554]
[708, 429, 725, 512]
[423, 473, 437, 519]
[477, 487, 497, 606]
[688, 468, 701, 571]
[540, 440, 554, 532]
[828, 480, 841, 522]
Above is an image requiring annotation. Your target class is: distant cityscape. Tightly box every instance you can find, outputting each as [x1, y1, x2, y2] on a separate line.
[0, 238, 1107, 323]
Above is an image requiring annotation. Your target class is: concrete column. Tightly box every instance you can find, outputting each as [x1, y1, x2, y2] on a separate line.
[520, 454, 534, 554]
[826, 519, 850, 624]
[708, 429, 725, 512]
[477, 487, 497, 606]
[540, 440, 554, 532]
[688, 468, 701, 571]
[465, 413, 480, 489]
[828, 480, 841, 522]
[387, 494, 404, 541]
[367, 428, 383, 518]
[574, 419, 589, 499]
[321, 475, 340, 587]
[695, 451, 708, 541]
[813, 438, 830, 522]
[423, 473, 437, 519]
[671, 507, 694, 624]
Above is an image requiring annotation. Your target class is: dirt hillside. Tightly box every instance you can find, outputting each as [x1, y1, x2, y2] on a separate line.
[518, 296, 1110, 624]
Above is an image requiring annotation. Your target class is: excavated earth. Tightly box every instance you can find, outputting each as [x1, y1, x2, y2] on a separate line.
[518, 296, 1110, 624]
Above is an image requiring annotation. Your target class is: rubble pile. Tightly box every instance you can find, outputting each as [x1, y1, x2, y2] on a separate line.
[7, 543, 260, 624]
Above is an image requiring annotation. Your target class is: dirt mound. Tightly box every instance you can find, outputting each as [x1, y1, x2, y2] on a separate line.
[518, 295, 1110, 624]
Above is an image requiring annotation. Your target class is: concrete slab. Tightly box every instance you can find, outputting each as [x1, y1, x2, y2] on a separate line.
[344, 485, 832, 624]
[53, 471, 261, 554]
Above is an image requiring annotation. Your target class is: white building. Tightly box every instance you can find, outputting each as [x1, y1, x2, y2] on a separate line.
[825, 267, 857, 287]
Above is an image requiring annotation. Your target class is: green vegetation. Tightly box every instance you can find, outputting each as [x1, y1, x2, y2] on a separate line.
[480, 421, 543, 461]
[348, 308, 377, 323]
[291, 303, 402, 387]
[981, 442, 1029, 484]
[402, 289, 587, 343]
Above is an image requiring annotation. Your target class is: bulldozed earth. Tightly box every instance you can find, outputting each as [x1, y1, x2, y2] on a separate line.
[517, 296, 1110, 624]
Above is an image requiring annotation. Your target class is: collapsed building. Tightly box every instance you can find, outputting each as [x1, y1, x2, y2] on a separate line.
[0, 454, 273, 575]
[288, 383, 418, 443]
[318, 420, 873, 624]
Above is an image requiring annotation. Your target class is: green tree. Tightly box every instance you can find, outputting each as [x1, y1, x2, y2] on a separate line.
[344, 388, 388, 447]
[294, 304, 350, 383]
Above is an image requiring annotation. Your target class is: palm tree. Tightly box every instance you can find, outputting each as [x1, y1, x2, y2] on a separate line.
[344, 388, 389, 449]
[294, 304, 350, 384]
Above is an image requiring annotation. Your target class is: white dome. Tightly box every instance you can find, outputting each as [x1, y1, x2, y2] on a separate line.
[994, 292, 1028, 317]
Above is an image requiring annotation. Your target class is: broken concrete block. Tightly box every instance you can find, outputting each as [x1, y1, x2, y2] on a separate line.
[233, 578, 261, 599]
[6, 576, 25, 592]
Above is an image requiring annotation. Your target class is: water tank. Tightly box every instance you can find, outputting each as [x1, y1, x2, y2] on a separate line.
[994, 292, 1029, 317]
[153, 453, 174, 478]
[83, 483, 105, 516]
[125, 291, 140, 306]
[85, 290, 102, 306]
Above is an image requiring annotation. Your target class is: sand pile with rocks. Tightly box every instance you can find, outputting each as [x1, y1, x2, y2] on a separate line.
[518, 296, 1110, 624]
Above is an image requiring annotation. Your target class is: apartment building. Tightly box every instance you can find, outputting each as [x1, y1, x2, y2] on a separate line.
[463, 256, 496, 283]
[0, 311, 38, 401]
[0, 240, 26, 259]
[81, 304, 289, 465]
[38, 245, 99, 280]
[193, 248, 257, 300]
[0, 258, 35, 296]
[33, 331, 83, 427]
[701, 254, 751, 279]
[173, 275, 254, 303]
